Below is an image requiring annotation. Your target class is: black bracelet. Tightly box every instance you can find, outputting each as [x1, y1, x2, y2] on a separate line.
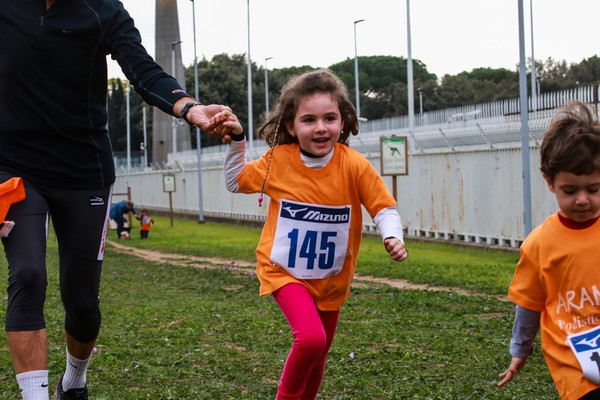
[180, 101, 202, 125]
[230, 131, 246, 142]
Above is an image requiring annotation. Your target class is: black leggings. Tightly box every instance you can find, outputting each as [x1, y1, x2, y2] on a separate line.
[1, 172, 111, 342]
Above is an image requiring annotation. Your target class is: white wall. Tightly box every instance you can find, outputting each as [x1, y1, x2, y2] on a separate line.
[114, 140, 555, 249]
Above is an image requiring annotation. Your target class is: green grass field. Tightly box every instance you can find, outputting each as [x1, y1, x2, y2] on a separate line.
[0, 216, 558, 399]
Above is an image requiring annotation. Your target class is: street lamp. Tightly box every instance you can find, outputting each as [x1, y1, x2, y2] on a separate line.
[246, 0, 254, 151]
[171, 39, 183, 156]
[406, 0, 415, 133]
[125, 81, 131, 172]
[142, 104, 148, 168]
[530, 0, 537, 111]
[518, 0, 533, 235]
[190, 0, 204, 223]
[417, 87, 423, 122]
[264, 57, 273, 116]
[353, 19, 365, 118]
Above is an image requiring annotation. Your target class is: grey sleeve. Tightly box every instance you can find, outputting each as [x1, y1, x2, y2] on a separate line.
[509, 305, 541, 358]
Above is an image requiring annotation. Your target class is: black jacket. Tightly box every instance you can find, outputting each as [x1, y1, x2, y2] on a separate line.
[0, 0, 189, 189]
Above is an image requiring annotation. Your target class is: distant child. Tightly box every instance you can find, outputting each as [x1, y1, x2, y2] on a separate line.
[217, 69, 408, 399]
[138, 208, 154, 239]
[498, 101, 600, 399]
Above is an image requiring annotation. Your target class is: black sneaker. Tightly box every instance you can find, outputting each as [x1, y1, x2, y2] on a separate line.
[54, 375, 88, 399]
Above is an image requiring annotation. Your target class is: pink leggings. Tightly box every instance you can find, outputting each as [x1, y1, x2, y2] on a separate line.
[272, 283, 340, 400]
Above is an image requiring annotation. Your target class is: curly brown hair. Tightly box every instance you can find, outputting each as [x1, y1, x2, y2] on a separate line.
[257, 69, 359, 148]
[540, 101, 600, 182]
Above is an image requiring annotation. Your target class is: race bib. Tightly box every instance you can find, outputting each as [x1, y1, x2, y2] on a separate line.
[270, 199, 351, 279]
[567, 324, 600, 384]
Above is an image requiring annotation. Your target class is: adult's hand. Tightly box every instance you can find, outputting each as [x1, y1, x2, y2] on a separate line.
[187, 104, 234, 138]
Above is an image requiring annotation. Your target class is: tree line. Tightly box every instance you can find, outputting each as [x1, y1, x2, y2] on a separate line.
[108, 53, 600, 157]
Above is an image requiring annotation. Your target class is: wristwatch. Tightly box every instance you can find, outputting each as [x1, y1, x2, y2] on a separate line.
[180, 101, 202, 125]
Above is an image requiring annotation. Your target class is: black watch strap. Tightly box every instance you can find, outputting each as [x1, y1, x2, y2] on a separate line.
[230, 131, 246, 142]
[180, 101, 202, 125]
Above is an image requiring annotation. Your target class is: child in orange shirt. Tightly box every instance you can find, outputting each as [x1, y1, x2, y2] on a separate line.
[216, 69, 408, 400]
[138, 208, 154, 239]
[498, 101, 600, 399]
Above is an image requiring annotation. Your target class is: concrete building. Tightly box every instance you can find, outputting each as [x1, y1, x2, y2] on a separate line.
[152, 0, 192, 165]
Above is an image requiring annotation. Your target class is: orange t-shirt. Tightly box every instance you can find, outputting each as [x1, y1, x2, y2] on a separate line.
[140, 214, 153, 231]
[508, 212, 600, 400]
[236, 143, 397, 311]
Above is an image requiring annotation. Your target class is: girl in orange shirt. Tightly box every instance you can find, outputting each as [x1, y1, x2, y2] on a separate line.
[217, 69, 408, 399]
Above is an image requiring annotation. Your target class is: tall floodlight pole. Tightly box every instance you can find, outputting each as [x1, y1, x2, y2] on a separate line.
[191, 0, 204, 223]
[264, 57, 273, 116]
[406, 0, 415, 132]
[530, 0, 537, 111]
[417, 87, 423, 122]
[171, 39, 183, 156]
[518, 0, 533, 236]
[126, 81, 131, 172]
[353, 19, 365, 118]
[246, 0, 254, 152]
[142, 105, 148, 168]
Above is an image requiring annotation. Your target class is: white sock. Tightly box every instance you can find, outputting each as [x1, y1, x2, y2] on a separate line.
[16, 370, 49, 400]
[61, 350, 91, 391]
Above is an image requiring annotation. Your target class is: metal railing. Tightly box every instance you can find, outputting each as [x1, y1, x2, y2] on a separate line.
[115, 83, 599, 174]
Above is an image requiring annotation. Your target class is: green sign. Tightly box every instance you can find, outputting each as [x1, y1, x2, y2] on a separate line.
[380, 136, 408, 176]
[163, 173, 176, 192]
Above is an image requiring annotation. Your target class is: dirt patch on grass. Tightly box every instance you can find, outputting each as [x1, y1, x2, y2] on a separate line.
[108, 240, 255, 269]
[107, 240, 508, 301]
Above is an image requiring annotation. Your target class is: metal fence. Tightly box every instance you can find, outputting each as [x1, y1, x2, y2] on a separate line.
[360, 84, 599, 129]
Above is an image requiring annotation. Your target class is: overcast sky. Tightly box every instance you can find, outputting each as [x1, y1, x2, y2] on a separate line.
[108, 0, 600, 80]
